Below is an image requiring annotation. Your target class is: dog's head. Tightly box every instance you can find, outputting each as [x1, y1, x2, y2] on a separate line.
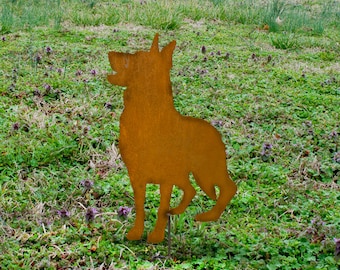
[107, 34, 176, 87]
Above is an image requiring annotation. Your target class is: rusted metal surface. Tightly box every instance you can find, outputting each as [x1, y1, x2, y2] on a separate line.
[107, 34, 237, 243]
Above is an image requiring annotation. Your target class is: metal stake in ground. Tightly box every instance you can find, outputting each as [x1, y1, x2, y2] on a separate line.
[167, 213, 171, 258]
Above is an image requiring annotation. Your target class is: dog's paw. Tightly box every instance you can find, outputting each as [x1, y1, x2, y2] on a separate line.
[195, 211, 219, 222]
[168, 207, 185, 215]
[126, 227, 143, 241]
[147, 231, 164, 244]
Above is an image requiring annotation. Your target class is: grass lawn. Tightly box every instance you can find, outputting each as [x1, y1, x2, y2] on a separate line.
[0, 0, 339, 269]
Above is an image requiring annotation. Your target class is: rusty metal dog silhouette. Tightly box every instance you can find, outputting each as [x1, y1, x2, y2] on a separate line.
[107, 34, 237, 243]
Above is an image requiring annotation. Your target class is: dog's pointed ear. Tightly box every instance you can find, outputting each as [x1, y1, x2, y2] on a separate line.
[161, 40, 176, 57]
[150, 33, 160, 54]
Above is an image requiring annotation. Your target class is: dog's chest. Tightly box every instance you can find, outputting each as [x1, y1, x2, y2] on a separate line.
[119, 108, 177, 143]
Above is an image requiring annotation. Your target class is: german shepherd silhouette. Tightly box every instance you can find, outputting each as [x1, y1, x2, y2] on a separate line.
[108, 34, 237, 243]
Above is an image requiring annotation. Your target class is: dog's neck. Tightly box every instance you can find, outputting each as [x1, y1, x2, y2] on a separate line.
[122, 75, 176, 114]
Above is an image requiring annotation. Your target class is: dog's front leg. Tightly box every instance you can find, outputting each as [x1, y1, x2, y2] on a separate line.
[147, 184, 173, 243]
[126, 181, 146, 241]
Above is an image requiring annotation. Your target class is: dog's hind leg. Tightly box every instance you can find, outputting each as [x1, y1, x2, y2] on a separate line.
[193, 159, 237, 222]
[126, 180, 146, 241]
[169, 181, 196, 215]
[147, 184, 173, 243]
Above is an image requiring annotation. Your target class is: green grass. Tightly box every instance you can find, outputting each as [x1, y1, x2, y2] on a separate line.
[1, 0, 340, 269]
